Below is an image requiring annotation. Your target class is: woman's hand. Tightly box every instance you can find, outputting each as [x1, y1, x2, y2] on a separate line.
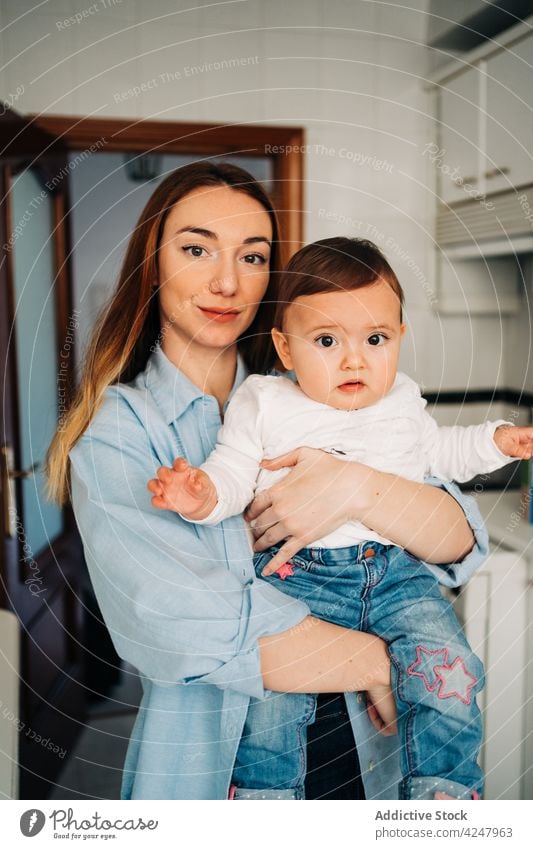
[246, 447, 366, 576]
[246, 446, 476, 572]
[366, 685, 398, 736]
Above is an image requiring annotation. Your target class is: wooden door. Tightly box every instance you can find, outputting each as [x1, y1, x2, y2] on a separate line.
[0, 108, 87, 798]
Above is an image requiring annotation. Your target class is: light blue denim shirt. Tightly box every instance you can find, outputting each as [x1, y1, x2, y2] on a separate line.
[70, 345, 489, 800]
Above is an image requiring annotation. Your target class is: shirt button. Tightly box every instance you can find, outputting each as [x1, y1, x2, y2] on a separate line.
[368, 760, 375, 772]
[357, 693, 364, 703]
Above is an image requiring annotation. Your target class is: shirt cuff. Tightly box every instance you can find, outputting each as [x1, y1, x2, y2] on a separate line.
[422, 476, 489, 588]
[179, 500, 226, 526]
[183, 580, 311, 700]
[185, 643, 266, 700]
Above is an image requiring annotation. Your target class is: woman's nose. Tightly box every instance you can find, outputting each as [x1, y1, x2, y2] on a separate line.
[209, 253, 239, 296]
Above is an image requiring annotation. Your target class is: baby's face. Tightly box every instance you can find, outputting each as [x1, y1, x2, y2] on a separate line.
[272, 281, 405, 411]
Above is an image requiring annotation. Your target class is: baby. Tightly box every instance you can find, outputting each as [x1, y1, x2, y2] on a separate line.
[148, 237, 533, 800]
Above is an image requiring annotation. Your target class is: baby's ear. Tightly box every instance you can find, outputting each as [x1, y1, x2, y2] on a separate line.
[271, 327, 294, 370]
[400, 323, 407, 337]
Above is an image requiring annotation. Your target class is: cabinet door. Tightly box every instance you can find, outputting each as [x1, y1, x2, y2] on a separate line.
[486, 35, 533, 194]
[439, 67, 483, 205]
[460, 550, 528, 800]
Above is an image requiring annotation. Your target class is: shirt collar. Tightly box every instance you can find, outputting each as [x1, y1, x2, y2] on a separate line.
[145, 345, 248, 424]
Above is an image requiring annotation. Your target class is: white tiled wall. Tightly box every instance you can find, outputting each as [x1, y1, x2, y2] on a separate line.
[0, 0, 524, 392]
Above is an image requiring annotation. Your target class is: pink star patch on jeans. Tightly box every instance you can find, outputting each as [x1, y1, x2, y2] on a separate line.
[433, 656, 478, 705]
[275, 562, 295, 580]
[407, 645, 478, 704]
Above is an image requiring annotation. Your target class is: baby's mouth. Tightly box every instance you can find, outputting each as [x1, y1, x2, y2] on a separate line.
[337, 380, 365, 393]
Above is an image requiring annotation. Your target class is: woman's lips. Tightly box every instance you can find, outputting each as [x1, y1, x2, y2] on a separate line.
[198, 306, 241, 323]
[338, 381, 365, 393]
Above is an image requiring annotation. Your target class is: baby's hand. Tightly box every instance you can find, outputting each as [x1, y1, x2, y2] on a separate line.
[147, 457, 218, 520]
[494, 425, 533, 459]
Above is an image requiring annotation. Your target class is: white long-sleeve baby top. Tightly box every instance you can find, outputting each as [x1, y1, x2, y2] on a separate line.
[193, 372, 513, 548]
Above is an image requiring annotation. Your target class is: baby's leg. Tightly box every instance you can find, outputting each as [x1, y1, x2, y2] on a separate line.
[364, 547, 484, 800]
[231, 690, 316, 799]
[229, 550, 322, 799]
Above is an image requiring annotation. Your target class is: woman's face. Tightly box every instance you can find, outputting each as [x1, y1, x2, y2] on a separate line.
[157, 185, 272, 363]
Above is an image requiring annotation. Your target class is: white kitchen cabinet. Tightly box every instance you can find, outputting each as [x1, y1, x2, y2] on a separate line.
[485, 35, 533, 195]
[470, 491, 533, 799]
[433, 24, 533, 208]
[438, 66, 483, 205]
[459, 549, 527, 799]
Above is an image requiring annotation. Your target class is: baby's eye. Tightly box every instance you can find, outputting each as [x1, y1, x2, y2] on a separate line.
[367, 333, 388, 346]
[242, 253, 267, 265]
[315, 335, 337, 348]
[184, 245, 208, 258]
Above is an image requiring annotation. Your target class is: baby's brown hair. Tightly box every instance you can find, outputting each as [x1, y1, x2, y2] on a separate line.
[273, 237, 405, 328]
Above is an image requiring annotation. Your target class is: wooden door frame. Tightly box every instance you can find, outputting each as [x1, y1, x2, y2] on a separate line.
[0, 108, 87, 799]
[0, 112, 78, 615]
[29, 115, 305, 259]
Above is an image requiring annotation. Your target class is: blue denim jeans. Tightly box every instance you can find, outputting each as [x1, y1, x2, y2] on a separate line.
[232, 542, 484, 800]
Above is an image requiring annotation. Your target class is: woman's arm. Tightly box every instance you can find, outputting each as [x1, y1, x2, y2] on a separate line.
[259, 618, 396, 733]
[70, 394, 391, 701]
[246, 448, 476, 576]
[258, 616, 390, 693]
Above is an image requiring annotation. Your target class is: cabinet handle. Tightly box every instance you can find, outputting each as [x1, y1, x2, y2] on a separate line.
[484, 167, 510, 179]
[461, 175, 477, 184]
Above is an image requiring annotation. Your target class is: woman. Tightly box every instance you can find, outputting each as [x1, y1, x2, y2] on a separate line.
[46, 162, 487, 800]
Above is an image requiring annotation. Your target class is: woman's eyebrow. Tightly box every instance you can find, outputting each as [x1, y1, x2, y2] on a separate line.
[175, 226, 217, 239]
[174, 226, 271, 247]
[242, 236, 272, 247]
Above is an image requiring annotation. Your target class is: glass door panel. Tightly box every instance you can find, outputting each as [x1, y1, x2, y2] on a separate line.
[10, 168, 63, 558]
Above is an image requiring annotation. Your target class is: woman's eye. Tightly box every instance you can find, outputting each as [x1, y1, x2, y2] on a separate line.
[315, 335, 337, 348]
[184, 245, 208, 258]
[242, 253, 267, 265]
[367, 333, 387, 346]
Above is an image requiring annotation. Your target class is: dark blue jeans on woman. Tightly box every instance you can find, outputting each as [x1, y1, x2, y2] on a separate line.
[231, 542, 484, 800]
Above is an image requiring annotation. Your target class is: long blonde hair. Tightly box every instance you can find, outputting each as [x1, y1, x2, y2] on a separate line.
[46, 161, 282, 504]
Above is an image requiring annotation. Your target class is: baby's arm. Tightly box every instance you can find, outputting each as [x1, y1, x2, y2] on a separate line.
[421, 411, 533, 482]
[148, 375, 266, 524]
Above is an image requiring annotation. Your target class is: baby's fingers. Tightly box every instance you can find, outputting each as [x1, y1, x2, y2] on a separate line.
[157, 465, 175, 483]
[513, 445, 533, 459]
[185, 469, 210, 497]
[147, 478, 163, 495]
[189, 473, 204, 493]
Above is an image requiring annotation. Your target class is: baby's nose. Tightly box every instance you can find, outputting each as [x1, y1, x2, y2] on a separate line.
[341, 345, 365, 368]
